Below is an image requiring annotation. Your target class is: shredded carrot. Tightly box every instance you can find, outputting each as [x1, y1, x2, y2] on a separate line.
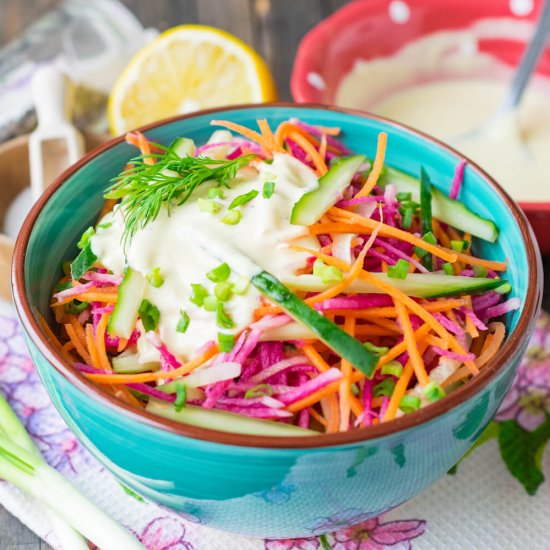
[95, 313, 112, 372]
[312, 214, 458, 263]
[116, 386, 145, 408]
[321, 395, 340, 434]
[287, 131, 328, 175]
[463, 296, 479, 339]
[258, 119, 284, 153]
[394, 300, 430, 387]
[210, 120, 270, 156]
[450, 250, 508, 271]
[309, 406, 328, 428]
[303, 344, 331, 372]
[319, 133, 327, 162]
[51, 292, 118, 307]
[126, 131, 155, 165]
[84, 344, 218, 384]
[441, 366, 471, 388]
[292, 246, 479, 374]
[274, 121, 318, 148]
[355, 325, 400, 337]
[65, 323, 92, 365]
[86, 324, 102, 370]
[117, 337, 128, 353]
[476, 322, 505, 368]
[62, 341, 74, 352]
[316, 125, 341, 136]
[38, 314, 65, 349]
[355, 132, 387, 197]
[376, 323, 432, 370]
[286, 378, 342, 413]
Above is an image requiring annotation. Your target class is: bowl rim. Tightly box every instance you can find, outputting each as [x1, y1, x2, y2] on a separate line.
[12, 102, 542, 450]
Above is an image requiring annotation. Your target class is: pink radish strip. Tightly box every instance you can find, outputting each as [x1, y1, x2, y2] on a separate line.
[361, 379, 374, 427]
[379, 396, 390, 419]
[374, 238, 428, 273]
[127, 383, 176, 402]
[214, 403, 292, 419]
[91, 305, 115, 315]
[432, 346, 475, 363]
[433, 313, 465, 337]
[314, 294, 393, 311]
[229, 382, 294, 394]
[248, 356, 310, 384]
[449, 160, 466, 200]
[74, 363, 109, 374]
[82, 271, 123, 285]
[458, 307, 488, 331]
[277, 368, 343, 405]
[292, 119, 353, 154]
[472, 291, 501, 312]
[483, 297, 521, 319]
[145, 332, 181, 370]
[336, 196, 382, 208]
[217, 396, 285, 408]
[53, 282, 97, 301]
[250, 314, 292, 331]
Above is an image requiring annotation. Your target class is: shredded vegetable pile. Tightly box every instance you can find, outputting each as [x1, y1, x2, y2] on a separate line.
[49, 117, 519, 435]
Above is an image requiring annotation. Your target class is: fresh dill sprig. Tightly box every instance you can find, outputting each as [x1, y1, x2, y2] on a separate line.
[104, 146, 255, 246]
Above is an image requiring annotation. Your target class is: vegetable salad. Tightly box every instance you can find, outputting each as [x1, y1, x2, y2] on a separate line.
[49, 118, 517, 436]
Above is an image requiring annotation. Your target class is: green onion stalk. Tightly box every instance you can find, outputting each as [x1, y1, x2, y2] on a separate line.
[0, 395, 144, 549]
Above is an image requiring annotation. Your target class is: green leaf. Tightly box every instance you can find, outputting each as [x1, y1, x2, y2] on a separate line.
[498, 417, 550, 496]
[70, 243, 97, 280]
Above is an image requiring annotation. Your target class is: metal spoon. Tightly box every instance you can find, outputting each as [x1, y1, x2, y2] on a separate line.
[453, 0, 550, 144]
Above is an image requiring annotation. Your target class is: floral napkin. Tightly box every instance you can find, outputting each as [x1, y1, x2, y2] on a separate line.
[1, 299, 549, 549]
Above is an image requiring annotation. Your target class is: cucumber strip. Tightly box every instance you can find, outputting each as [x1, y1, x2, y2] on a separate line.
[108, 268, 146, 338]
[112, 351, 159, 374]
[290, 155, 365, 226]
[252, 272, 378, 377]
[146, 399, 316, 436]
[170, 137, 195, 158]
[382, 167, 498, 242]
[282, 273, 510, 299]
[260, 322, 315, 342]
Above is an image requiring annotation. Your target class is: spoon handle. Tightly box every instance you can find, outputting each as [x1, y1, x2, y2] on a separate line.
[501, 0, 550, 112]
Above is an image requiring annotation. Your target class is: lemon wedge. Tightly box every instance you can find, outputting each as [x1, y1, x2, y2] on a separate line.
[108, 25, 277, 135]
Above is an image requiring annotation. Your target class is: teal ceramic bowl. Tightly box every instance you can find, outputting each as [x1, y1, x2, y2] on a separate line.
[13, 105, 541, 538]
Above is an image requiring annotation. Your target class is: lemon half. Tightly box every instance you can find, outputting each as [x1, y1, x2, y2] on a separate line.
[108, 25, 276, 135]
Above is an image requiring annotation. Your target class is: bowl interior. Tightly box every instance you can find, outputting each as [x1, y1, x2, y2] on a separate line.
[23, 105, 529, 361]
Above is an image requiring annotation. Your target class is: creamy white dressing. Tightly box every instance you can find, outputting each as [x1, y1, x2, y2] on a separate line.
[335, 23, 550, 202]
[91, 153, 319, 361]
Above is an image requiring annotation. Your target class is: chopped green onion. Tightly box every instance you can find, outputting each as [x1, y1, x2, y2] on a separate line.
[77, 227, 94, 250]
[64, 300, 89, 315]
[399, 395, 421, 413]
[442, 263, 454, 276]
[263, 181, 275, 198]
[400, 204, 415, 229]
[207, 262, 231, 282]
[203, 296, 218, 312]
[70, 244, 97, 280]
[97, 222, 112, 229]
[221, 210, 241, 225]
[176, 310, 190, 333]
[218, 332, 235, 352]
[174, 383, 187, 412]
[414, 233, 437, 260]
[381, 361, 403, 377]
[350, 383, 360, 397]
[138, 299, 160, 332]
[228, 189, 259, 209]
[363, 341, 389, 355]
[373, 378, 396, 397]
[423, 381, 445, 402]
[216, 303, 235, 329]
[474, 265, 488, 277]
[244, 384, 273, 398]
[422, 231, 437, 245]
[189, 284, 209, 306]
[450, 240, 467, 253]
[233, 275, 250, 295]
[56, 280, 72, 292]
[208, 187, 225, 199]
[198, 198, 222, 214]
[396, 191, 412, 201]
[313, 259, 344, 284]
[146, 267, 164, 288]
[214, 282, 233, 302]
[387, 259, 410, 280]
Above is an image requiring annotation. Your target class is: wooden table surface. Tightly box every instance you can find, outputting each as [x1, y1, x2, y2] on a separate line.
[0, 1, 549, 548]
[0, 1, 348, 547]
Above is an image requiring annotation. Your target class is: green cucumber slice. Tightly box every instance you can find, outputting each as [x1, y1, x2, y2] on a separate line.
[112, 350, 159, 374]
[146, 399, 316, 436]
[252, 272, 378, 377]
[170, 137, 195, 158]
[382, 167, 498, 242]
[282, 273, 510, 299]
[290, 155, 365, 226]
[108, 267, 146, 338]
